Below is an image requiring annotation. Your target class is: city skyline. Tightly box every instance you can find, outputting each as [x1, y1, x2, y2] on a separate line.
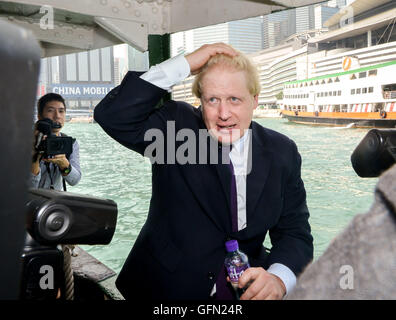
[171, 0, 347, 56]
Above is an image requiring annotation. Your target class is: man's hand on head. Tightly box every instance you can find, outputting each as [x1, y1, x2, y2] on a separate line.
[237, 267, 286, 300]
[185, 43, 239, 75]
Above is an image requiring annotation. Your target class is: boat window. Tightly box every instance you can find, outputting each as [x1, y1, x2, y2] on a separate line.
[356, 88, 361, 94]
[351, 89, 355, 95]
[329, 91, 332, 96]
[315, 80, 319, 85]
[325, 92, 328, 97]
[350, 74, 356, 80]
[321, 80, 325, 84]
[359, 72, 366, 78]
[335, 77, 340, 82]
[333, 91, 337, 96]
[368, 70, 377, 77]
[338, 90, 341, 96]
[362, 88, 367, 94]
[368, 87, 374, 93]
[328, 78, 333, 83]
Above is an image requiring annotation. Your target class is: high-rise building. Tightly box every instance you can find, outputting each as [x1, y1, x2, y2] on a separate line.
[171, 30, 194, 56]
[296, 5, 316, 34]
[171, 2, 346, 55]
[128, 46, 149, 72]
[328, 0, 347, 7]
[262, 9, 296, 49]
[193, 16, 263, 54]
[172, 16, 263, 56]
[39, 47, 115, 121]
[314, 5, 340, 30]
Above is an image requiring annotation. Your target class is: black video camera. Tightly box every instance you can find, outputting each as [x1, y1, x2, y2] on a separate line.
[34, 118, 73, 158]
[351, 129, 396, 177]
[21, 188, 118, 300]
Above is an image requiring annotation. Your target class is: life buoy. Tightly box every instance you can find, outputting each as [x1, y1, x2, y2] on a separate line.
[314, 111, 319, 117]
[380, 110, 387, 118]
[342, 57, 352, 71]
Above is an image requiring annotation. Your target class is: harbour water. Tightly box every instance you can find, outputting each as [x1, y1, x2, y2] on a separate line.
[64, 118, 378, 273]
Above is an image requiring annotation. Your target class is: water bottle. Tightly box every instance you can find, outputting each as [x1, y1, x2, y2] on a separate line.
[224, 239, 250, 299]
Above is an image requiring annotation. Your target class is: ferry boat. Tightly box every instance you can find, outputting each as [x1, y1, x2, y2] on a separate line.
[281, 59, 396, 128]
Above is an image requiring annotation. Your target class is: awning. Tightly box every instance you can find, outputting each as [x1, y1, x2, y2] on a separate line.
[0, 0, 325, 56]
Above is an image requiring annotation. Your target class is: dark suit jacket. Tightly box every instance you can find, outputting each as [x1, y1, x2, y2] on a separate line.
[94, 71, 313, 300]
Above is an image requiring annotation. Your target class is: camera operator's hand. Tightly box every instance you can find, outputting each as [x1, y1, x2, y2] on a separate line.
[31, 129, 46, 176]
[43, 154, 70, 175]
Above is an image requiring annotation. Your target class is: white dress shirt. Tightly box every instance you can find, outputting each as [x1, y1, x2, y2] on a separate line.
[139, 54, 297, 296]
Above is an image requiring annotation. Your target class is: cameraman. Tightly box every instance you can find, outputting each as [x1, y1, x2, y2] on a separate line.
[31, 93, 81, 190]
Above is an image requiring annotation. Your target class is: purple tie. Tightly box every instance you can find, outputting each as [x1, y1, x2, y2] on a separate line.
[215, 156, 238, 300]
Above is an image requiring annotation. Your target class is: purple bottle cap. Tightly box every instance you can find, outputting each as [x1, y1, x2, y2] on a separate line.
[225, 240, 239, 252]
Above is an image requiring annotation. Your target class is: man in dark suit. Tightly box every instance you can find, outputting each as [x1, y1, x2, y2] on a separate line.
[94, 43, 313, 300]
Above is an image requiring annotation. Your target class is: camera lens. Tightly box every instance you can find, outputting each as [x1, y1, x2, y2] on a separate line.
[46, 213, 65, 232]
[36, 203, 73, 241]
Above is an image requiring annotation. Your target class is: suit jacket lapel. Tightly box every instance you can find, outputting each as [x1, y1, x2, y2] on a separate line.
[179, 162, 232, 235]
[246, 123, 273, 225]
[178, 110, 233, 234]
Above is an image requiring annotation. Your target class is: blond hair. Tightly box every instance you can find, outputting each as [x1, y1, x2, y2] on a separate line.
[192, 51, 261, 98]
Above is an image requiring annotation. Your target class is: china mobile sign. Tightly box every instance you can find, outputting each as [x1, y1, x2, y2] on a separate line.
[48, 84, 115, 99]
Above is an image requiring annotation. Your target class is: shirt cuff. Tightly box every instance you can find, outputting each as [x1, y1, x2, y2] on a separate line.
[267, 263, 296, 297]
[140, 54, 191, 92]
[30, 170, 41, 186]
[64, 165, 80, 186]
